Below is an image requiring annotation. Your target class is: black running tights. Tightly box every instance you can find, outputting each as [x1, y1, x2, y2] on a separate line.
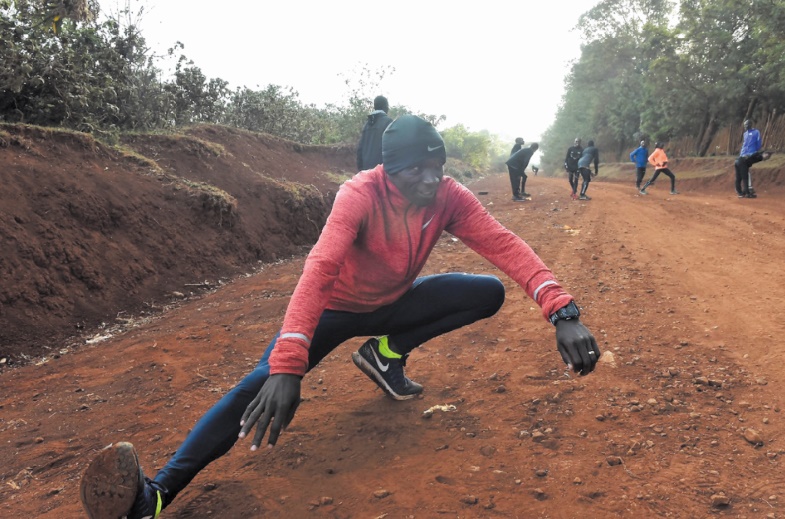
[152, 273, 505, 505]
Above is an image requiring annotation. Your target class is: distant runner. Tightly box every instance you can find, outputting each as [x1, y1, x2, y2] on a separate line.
[564, 138, 583, 200]
[734, 119, 772, 198]
[576, 140, 599, 200]
[629, 140, 648, 191]
[510, 137, 524, 156]
[506, 143, 539, 201]
[356, 95, 393, 171]
[640, 142, 678, 195]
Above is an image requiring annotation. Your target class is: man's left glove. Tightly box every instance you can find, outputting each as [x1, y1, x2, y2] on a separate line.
[555, 320, 600, 376]
[239, 373, 302, 449]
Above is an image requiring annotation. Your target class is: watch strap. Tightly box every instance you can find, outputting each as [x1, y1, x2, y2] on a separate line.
[549, 301, 580, 326]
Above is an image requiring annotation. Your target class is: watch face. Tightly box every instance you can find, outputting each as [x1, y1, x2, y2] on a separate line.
[551, 302, 580, 324]
[562, 302, 580, 318]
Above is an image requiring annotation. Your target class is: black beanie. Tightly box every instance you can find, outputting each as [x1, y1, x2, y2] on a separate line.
[382, 115, 447, 174]
[373, 95, 389, 112]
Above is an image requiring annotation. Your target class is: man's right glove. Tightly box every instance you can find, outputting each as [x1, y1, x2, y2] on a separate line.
[555, 319, 600, 376]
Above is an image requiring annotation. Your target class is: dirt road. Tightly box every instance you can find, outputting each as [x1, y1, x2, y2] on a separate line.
[2, 173, 785, 518]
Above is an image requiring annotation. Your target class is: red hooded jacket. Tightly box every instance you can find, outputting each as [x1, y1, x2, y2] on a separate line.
[269, 165, 574, 376]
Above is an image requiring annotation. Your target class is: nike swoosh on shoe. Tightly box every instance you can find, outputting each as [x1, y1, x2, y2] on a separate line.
[370, 348, 389, 372]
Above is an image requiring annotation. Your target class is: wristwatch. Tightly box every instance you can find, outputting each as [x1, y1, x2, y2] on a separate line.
[549, 301, 580, 326]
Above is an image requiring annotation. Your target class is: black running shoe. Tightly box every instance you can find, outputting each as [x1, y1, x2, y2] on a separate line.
[81, 442, 164, 519]
[352, 338, 423, 400]
[579, 194, 592, 200]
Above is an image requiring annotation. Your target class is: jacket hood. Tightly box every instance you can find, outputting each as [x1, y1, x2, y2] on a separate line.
[367, 110, 387, 123]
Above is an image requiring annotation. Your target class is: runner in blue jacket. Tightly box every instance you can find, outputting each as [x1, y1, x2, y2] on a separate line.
[629, 141, 648, 191]
[735, 120, 764, 198]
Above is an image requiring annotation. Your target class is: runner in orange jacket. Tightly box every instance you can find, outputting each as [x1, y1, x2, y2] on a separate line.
[640, 142, 679, 195]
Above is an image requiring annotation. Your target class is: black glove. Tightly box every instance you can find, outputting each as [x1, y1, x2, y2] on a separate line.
[555, 319, 600, 376]
[239, 373, 302, 449]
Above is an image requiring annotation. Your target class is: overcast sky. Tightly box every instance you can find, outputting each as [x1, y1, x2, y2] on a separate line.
[100, 0, 597, 142]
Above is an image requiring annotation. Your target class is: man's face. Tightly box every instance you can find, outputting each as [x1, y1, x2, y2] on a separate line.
[388, 158, 444, 207]
[574, 139, 581, 147]
[744, 120, 752, 131]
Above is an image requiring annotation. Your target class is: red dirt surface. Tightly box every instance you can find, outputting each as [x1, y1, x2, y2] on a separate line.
[0, 125, 352, 361]
[2, 129, 785, 518]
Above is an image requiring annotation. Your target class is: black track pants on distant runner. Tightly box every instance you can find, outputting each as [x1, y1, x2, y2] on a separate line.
[579, 167, 592, 196]
[508, 165, 527, 197]
[636, 167, 646, 189]
[567, 168, 580, 195]
[735, 153, 765, 195]
[642, 168, 676, 192]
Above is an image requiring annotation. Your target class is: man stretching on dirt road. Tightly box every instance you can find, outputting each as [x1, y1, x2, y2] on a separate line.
[506, 142, 539, 201]
[576, 140, 599, 200]
[80, 115, 600, 519]
[629, 140, 648, 191]
[640, 142, 678, 195]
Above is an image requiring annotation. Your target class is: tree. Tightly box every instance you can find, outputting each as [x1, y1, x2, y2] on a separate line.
[541, 0, 676, 166]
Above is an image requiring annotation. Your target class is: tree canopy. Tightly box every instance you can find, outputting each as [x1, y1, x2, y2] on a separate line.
[0, 1, 509, 171]
[15, 0, 781, 173]
[541, 0, 785, 168]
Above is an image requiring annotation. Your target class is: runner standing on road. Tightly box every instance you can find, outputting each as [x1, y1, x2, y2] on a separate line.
[576, 140, 599, 200]
[356, 95, 393, 171]
[640, 142, 678, 195]
[734, 119, 772, 198]
[629, 140, 648, 191]
[80, 115, 600, 519]
[564, 138, 583, 200]
[510, 137, 524, 156]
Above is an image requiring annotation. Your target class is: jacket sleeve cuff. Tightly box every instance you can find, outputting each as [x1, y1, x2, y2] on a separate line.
[534, 281, 575, 322]
[269, 338, 309, 377]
